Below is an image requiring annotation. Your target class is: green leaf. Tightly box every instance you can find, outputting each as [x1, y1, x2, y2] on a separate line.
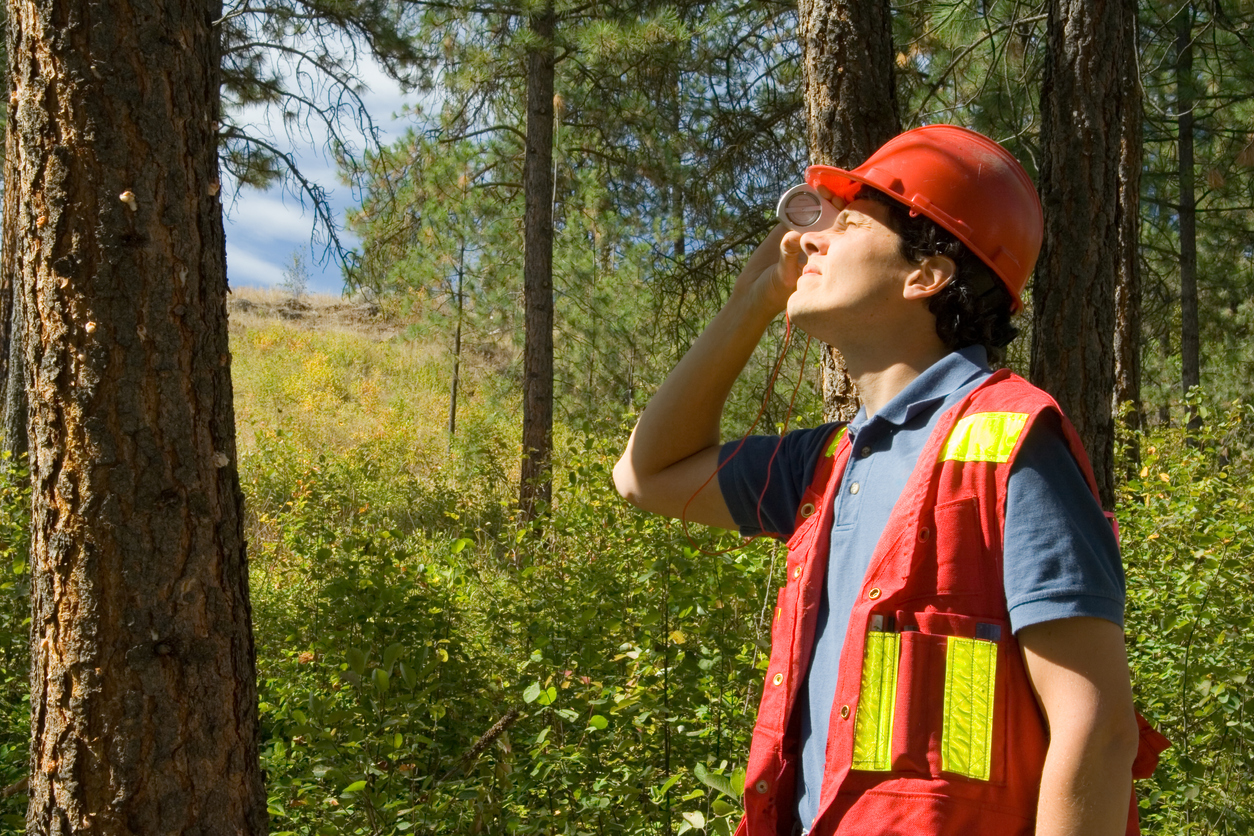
[342, 780, 367, 793]
[694, 762, 736, 800]
[451, 537, 473, 554]
[588, 714, 608, 730]
[682, 810, 706, 829]
[346, 648, 366, 676]
[372, 668, 390, 694]
[399, 661, 416, 688]
[537, 686, 558, 706]
[383, 642, 405, 671]
[523, 681, 542, 703]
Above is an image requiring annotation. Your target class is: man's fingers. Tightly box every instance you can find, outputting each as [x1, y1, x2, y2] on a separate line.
[780, 230, 802, 257]
[816, 184, 849, 210]
[773, 230, 804, 293]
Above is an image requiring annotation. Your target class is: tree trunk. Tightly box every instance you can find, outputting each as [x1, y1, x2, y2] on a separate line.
[7, 0, 267, 830]
[1176, 6, 1201, 431]
[520, 4, 556, 520]
[0, 284, 28, 463]
[449, 244, 464, 442]
[1032, 0, 1139, 510]
[1113, 0, 1145, 469]
[798, 0, 899, 422]
[0, 84, 27, 463]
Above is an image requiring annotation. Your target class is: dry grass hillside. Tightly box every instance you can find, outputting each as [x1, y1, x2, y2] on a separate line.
[227, 285, 397, 340]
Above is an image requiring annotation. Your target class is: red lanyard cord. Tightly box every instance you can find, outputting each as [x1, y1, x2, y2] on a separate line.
[678, 315, 813, 557]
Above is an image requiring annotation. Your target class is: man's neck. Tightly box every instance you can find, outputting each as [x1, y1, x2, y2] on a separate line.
[846, 342, 953, 418]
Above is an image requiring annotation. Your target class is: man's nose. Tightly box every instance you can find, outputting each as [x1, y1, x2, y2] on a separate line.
[800, 232, 824, 256]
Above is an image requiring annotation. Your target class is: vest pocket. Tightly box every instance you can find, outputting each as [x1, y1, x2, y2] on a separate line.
[891, 629, 945, 775]
[889, 611, 1007, 785]
[932, 496, 986, 596]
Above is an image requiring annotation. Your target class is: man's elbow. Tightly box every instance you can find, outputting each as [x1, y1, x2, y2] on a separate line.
[612, 455, 645, 507]
[1087, 706, 1140, 773]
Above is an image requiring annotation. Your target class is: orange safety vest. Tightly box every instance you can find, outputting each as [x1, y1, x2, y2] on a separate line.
[736, 370, 1168, 836]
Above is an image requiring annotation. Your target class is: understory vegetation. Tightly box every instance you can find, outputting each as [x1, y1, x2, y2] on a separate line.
[0, 301, 1251, 834]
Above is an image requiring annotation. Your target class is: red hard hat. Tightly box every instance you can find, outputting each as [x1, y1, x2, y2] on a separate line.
[805, 125, 1043, 311]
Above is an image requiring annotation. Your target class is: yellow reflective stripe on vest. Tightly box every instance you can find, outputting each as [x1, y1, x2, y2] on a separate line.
[941, 636, 997, 780]
[825, 426, 848, 459]
[939, 412, 1029, 463]
[852, 631, 900, 771]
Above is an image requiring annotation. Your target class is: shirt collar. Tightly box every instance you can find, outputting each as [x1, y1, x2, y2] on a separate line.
[849, 345, 991, 433]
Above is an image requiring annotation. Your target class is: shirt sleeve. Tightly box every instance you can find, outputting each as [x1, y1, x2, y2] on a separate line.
[1003, 411, 1126, 633]
[716, 424, 840, 540]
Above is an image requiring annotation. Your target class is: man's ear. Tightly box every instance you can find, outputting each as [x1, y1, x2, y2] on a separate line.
[903, 254, 956, 301]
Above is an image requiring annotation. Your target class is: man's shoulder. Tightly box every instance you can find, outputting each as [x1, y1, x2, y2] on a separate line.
[966, 370, 1062, 414]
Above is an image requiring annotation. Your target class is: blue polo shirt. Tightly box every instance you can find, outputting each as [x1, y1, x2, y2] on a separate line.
[716, 346, 1125, 832]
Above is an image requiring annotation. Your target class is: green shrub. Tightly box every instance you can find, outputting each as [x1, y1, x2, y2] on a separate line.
[247, 426, 781, 835]
[1122, 403, 1254, 834]
[0, 455, 30, 832]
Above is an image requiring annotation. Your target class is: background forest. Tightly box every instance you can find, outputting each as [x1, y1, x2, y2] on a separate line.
[1, 0, 1253, 833]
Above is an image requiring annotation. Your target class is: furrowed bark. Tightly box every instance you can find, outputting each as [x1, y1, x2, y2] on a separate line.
[1032, 0, 1139, 509]
[6, 0, 268, 830]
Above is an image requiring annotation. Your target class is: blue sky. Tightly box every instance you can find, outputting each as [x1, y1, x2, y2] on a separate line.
[223, 58, 409, 296]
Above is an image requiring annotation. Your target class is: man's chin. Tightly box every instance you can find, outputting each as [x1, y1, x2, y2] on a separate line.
[786, 306, 841, 346]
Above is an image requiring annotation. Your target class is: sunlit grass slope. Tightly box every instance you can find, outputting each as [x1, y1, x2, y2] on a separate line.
[228, 287, 520, 538]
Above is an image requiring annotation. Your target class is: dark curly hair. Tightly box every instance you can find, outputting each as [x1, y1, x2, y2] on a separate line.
[854, 186, 1019, 359]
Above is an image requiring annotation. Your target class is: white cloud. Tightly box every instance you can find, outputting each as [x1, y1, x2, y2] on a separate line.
[226, 191, 331, 242]
[227, 243, 285, 288]
[222, 51, 410, 297]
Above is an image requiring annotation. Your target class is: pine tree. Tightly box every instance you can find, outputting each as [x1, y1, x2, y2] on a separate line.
[4, 0, 267, 829]
[1032, 0, 1140, 508]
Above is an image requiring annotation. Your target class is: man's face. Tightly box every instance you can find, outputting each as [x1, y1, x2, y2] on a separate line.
[785, 197, 917, 343]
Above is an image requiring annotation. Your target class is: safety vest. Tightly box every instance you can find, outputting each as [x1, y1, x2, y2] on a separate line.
[736, 370, 1168, 836]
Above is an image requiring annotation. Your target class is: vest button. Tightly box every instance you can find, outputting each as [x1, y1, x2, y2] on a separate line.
[860, 446, 872, 457]
[800, 502, 815, 517]
[919, 526, 931, 542]
[755, 779, 769, 795]
[868, 587, 881, 600]
[849, 482, 860, 495]
[793, 565, 802, 579]
[772, 672, 784, 686]
[840, 704, 850, 719]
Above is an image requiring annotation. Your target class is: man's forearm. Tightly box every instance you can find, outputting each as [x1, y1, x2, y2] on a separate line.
[1035, 732, 1135, 836]
[613, 225, 800, 524]
[622, 293, 777, 477]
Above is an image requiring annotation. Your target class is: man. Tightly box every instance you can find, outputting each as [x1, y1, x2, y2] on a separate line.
[613, 126, 1163, 836]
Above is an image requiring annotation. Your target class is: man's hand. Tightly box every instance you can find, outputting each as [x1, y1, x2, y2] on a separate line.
[732, 187, 848, 315]
[1019, 617, 1140, 836]
[730, 224, 803, 315]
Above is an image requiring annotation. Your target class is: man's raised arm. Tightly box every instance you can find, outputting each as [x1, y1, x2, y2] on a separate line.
[613, 224, 801, 529]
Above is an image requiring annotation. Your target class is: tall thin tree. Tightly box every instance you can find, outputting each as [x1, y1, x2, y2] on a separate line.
[6, 0, 267, 829]
[1032, 0, 1140, 509]
[520, 2, 558, 519]
[798, 0, 900, 421]
[1113, 53, 1144, 462]
[1175, 3, 1201, 430]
